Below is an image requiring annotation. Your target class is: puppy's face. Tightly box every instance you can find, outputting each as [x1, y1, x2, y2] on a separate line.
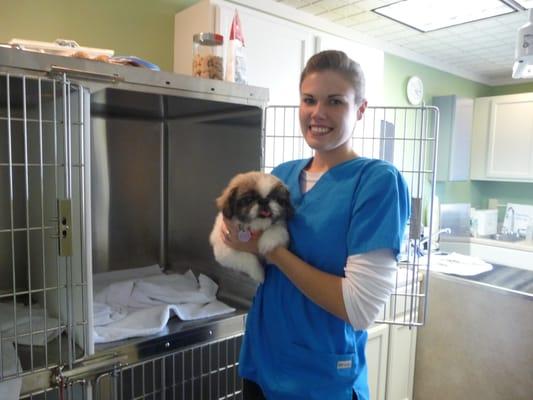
[216, 172, 293, 226]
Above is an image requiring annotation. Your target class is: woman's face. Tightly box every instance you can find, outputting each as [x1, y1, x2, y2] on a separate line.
[299, 70, 366, 155]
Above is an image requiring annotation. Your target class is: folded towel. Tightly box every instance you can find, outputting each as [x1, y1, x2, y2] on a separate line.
[0, 342, 22, 399]
[92, 269, 236, 343]
[423, 252, 493, 276]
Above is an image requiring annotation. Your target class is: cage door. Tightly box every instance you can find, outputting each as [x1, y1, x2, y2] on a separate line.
[0, 72, 89, 395]
[262, 105, 439, 327]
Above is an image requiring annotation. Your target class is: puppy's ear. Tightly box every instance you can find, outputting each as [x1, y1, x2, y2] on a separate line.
[216, 187, 238, 218]
[275, 184, 294, 219]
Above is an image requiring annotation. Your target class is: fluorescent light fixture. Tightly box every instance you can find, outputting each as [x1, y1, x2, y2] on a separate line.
[512, 0, 533, 9]
[513, 9, 533, 78]
[374, 0, 515, 32]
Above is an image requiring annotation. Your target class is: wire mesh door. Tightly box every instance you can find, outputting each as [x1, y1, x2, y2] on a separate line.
[0, 72, 89, 395]
[93, 334, 244, 400]
[263, 105, 439, 326]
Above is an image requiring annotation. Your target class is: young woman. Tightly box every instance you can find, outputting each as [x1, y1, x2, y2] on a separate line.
[223, 50, 410, 400]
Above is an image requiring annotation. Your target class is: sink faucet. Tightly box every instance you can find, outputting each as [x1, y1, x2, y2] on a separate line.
[503, 207, 516, 235]
[418, 228, 452, 248]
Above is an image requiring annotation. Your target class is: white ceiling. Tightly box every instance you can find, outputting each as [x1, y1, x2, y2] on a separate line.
[276, 0, 533, 86]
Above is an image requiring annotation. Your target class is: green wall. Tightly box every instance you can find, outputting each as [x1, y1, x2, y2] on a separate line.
[490, 81, 533, 95]
[0, 0, 196, 72]
[384, 53, 533, 211]
[383, 53, 493, 106]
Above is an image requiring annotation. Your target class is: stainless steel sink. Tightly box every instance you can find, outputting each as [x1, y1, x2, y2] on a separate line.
[486, 233, 524, 242]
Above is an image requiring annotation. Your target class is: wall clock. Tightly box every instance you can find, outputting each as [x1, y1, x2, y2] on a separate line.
[406, 76, 424, 105]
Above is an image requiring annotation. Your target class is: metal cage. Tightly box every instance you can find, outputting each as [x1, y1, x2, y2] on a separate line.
[93, 334, 244, 400]
[263, 105, 439, 326]
[0, 72, 89, 389]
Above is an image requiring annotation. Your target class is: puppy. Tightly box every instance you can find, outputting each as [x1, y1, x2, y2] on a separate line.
[209, 171, 293, 283]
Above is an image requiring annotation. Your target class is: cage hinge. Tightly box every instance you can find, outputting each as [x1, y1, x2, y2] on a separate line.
[409, 197, 423, 240]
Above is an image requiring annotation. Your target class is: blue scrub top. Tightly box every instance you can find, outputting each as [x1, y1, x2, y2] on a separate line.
[239, 157, 410, 400]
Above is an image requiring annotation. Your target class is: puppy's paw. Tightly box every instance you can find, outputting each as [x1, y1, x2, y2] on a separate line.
[258, 225, 289, 255]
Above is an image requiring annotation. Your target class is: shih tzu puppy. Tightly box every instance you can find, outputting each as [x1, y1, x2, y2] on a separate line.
[209, 171, 293, 283]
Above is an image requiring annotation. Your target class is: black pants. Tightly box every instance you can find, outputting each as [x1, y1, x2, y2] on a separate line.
[243, 379, 358, 400]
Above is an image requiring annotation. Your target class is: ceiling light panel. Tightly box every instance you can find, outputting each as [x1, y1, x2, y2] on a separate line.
[512, 0, 533, 9]
[374, 0, 516, 32]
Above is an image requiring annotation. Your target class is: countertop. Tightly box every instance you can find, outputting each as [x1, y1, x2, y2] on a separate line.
[441, 235, 533, 252]
[435, 236, 533, 297]
[439, 236, 533, 271]
[451, 263, 533, 297]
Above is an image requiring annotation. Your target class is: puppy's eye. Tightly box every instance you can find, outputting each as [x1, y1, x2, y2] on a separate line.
[239, 196, 255, 206]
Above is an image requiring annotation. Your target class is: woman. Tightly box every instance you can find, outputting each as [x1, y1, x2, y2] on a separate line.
[223, 50, 410, 400]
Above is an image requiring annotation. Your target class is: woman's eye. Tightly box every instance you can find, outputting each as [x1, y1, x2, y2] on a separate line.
[330, 98, 343, 105]
[302, 97, 315, 105]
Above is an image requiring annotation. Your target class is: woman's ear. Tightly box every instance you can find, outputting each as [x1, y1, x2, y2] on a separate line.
[357, 99, 368, 120]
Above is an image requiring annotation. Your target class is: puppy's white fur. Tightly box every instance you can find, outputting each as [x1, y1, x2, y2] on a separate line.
[209, 172, 292, 283]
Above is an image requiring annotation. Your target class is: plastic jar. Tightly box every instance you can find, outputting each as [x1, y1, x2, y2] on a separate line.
[192, 33, 224, 80]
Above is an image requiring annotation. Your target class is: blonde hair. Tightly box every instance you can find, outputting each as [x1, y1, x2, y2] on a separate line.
[300, 50, 365, 105]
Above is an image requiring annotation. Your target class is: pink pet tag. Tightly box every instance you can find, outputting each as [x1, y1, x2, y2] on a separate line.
[238, 229, 252, 242]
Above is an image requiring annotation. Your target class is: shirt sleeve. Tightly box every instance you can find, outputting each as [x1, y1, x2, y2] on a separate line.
[347, 162, 410, 258]
[341, 249, 397, 331]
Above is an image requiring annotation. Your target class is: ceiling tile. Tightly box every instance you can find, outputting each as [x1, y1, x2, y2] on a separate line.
[277, 1, 533, 84]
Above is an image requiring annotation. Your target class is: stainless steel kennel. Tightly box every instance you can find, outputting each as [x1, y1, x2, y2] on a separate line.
[0, 46, 438, 399]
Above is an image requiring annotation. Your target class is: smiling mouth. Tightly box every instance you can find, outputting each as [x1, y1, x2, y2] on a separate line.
[309, 126, 332, 136]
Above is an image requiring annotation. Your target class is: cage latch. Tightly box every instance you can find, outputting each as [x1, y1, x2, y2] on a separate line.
[57, 199, 72, 256]
[51, 353, 128, 388]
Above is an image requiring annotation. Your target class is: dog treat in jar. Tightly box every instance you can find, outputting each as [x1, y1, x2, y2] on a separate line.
[192, 32, 224, 80]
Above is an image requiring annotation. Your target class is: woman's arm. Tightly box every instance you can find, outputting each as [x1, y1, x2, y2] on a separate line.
[221, 218, 397, 328]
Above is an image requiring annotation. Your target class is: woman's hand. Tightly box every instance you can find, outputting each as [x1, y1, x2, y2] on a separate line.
[221, 217, 261, 255]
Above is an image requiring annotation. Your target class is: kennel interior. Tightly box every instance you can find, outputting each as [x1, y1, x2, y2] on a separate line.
[0, 47, 267, 399]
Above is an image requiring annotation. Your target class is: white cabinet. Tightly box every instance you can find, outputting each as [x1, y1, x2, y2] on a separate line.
[432, 95, 473, 181]
[316, 32, 384, 105]
[174, 0, 313, 105]
[471, 92, 533, 182]
[386, 324, 417, 400]
[361, 321, 418, 400]
[367, 324, 390, 400]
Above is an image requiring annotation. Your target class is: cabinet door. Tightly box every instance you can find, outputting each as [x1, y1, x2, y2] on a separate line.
[471, 93, 533, 182]
[367, 324, 389, 400]
[218, 4, 313, 105]
[486, 95, 533, 180]
[386, 325, 417, 400]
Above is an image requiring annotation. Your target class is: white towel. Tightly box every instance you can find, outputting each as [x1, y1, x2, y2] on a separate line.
[0, 303, 64, 346]
[92, 269, 236, 343]
[93, 302, 128, 327]
[92, 264, 163, 289]
[0, 342, 22, 400]
[0, 303, 63, 400]
[423, 252, 493, 276]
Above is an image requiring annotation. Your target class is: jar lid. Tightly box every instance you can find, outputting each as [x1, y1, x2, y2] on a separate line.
[193, 33, 223, 45]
